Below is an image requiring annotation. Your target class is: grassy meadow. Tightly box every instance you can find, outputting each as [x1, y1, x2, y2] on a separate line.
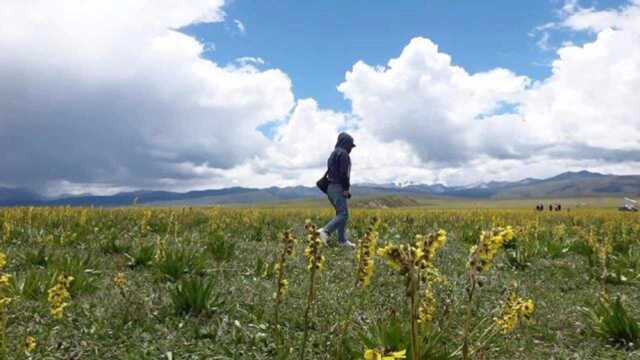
[1, 206, 640, 359]
[244, 195, 624, 210]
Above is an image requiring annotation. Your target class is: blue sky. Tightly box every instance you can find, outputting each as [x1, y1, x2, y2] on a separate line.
[181, 0, 621, 114]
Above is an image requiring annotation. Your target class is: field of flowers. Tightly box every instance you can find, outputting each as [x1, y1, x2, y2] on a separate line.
[1, 206, 640, 359]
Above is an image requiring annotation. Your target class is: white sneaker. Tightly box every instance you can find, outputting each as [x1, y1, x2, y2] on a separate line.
[318, 228, 329, 245]
[339, 240, 356, 248]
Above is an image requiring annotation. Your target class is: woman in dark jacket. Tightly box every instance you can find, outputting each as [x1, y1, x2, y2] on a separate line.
[319, 132, 356, 248]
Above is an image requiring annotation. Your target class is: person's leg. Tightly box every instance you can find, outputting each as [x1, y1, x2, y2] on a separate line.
[335, 194, 349, 243]
[327, 190, 337, 209]
[323, 185, 347, 239]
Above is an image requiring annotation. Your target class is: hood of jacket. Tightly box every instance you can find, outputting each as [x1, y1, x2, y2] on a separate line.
[335, 132, 355, 152]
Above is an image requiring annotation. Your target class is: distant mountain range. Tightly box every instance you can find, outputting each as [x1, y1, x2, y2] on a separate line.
[1, 170, 639, 207]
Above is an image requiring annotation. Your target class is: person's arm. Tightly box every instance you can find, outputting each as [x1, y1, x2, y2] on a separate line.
[337, 152, 351, 193]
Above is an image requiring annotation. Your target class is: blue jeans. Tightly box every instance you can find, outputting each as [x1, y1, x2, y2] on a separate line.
[324, 183, 349, 243]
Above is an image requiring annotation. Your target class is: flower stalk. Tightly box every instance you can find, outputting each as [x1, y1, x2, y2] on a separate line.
[462, 226, 514, 360]
[274, 229, 296, 324]
[300, 221, 324, 360]
[377, 229, 448, 360]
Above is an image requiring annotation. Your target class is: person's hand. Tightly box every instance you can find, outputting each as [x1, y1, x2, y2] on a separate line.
[343, 190, 351, 198]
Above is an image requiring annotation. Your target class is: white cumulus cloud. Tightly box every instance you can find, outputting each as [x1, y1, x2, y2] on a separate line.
[521, 1, 640, 159]
[338, 37, 531, 165]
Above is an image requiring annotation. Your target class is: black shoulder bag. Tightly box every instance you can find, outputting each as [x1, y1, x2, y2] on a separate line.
[316, 170, 329, 194]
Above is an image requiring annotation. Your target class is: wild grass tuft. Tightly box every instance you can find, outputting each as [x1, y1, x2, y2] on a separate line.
[126, 243, 155, 268]
[355, 315, 450, 360]
[11, 270, 49, 301]
[587, 295, 640, 349]
[170, 276, 219, 316]
[155, 245, 206, 282]
[19, 246, 49, 268]
[51, 252, 98, 296]
[99, 234, 130, 255]
[205, 232, 235, 263]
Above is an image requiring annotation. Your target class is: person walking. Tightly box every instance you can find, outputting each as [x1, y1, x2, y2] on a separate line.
[318, 132, 356, 248]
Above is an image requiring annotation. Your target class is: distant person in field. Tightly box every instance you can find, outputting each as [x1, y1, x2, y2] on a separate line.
[318, 132, 356, 248]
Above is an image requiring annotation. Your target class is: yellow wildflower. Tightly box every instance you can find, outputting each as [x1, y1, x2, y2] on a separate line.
[364, 349, 381, 360]
[377, 244, 402, 271]
[274, 278, 288, 300]
[468, 226, 513, 273]
[274, 230, 297, 309]
[48, 275, 73, 320]
[356, 224, 379, 288]
[0, 274, 11, 287]
[303, 223, 324, 272]
[113, 272, 127, 288]
[385, 350, 407, 359]
[25, 335, 37, 353]
[418, 283, 436, 324]
[416, 229, 447, 264]
[494, 291, 535, 334]
[520, 298, 535, 317]
[379, 229, 447, 278]
[140, 210, 152, 238]
[2, 222, 10, 241]
[282, 230, 296, 257]
[0, 252, 6, 269]
[0, 297, 11, 308]
[154, 237, 167, 262]
[501, 226, 515, 242]
[364, 348, 407, 360]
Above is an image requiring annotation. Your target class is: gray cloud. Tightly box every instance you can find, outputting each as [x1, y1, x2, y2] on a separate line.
[0, 2, 294, 192]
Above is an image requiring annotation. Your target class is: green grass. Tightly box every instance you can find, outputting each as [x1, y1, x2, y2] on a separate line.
[1, 207, 639, 359]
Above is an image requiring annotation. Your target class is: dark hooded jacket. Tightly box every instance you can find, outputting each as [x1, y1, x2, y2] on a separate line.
[327, 133, 354, 191]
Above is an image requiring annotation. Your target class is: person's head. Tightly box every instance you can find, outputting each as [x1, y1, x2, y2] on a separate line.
[335, 132, 356, 153]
